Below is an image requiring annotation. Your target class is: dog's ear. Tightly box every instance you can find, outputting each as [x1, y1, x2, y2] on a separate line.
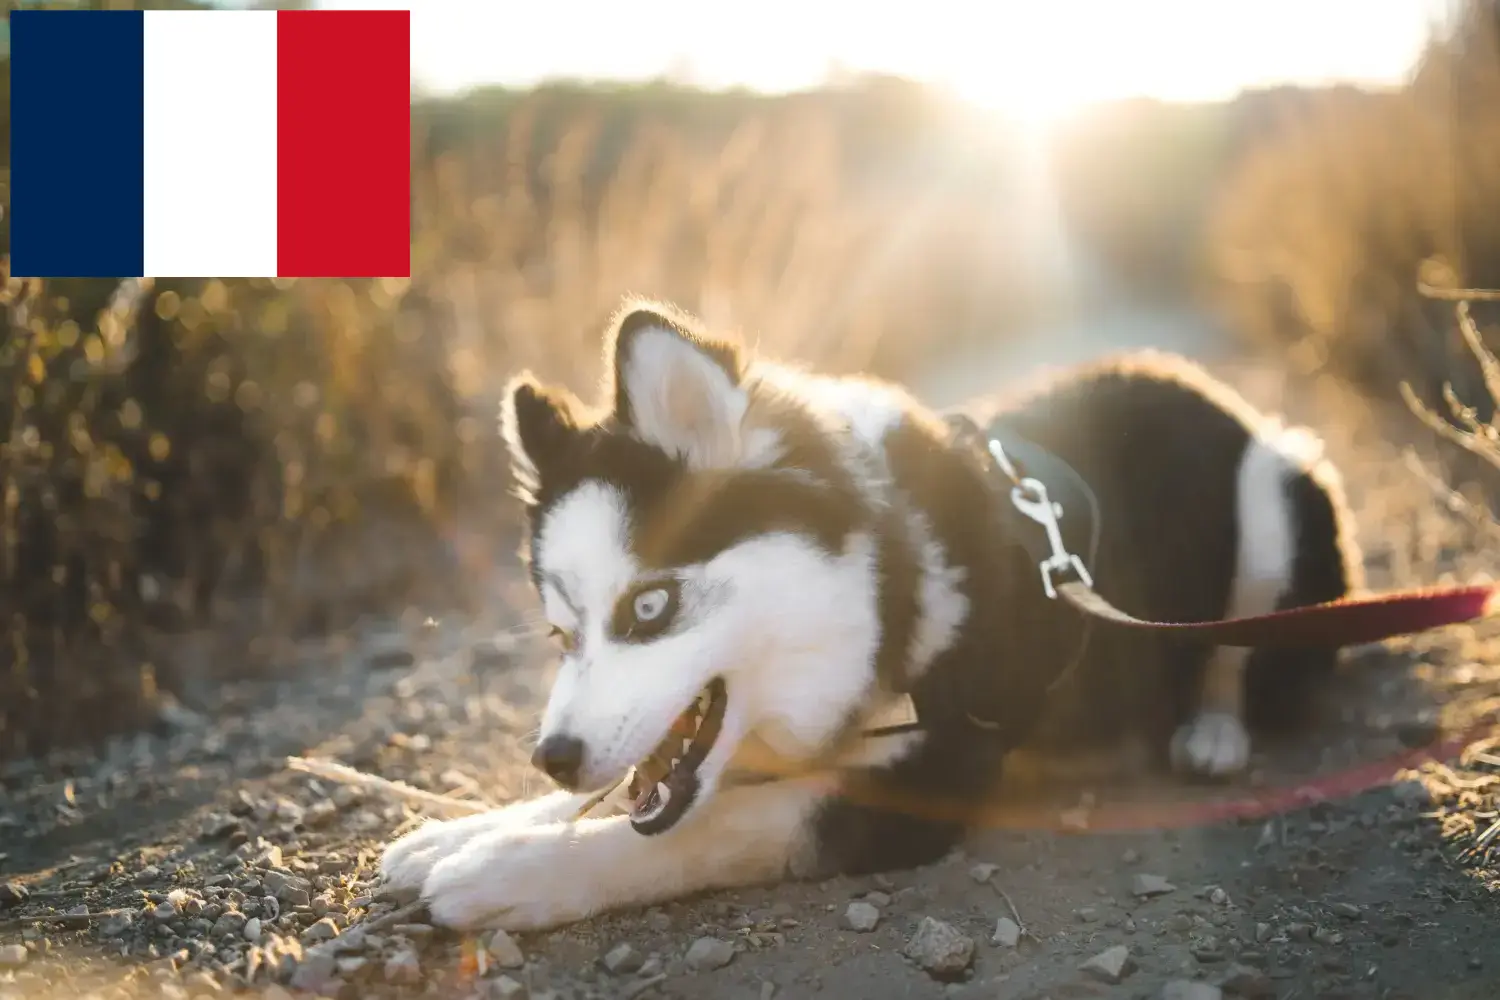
[605, 301, 748, 469]
[500, 372, 584, 503]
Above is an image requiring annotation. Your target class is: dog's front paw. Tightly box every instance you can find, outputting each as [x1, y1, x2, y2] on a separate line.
[1170, 711, 1251, 778]
[422, 825, 600, 932]
[380, 792, 592, 892]
[380, 809, 525, 891]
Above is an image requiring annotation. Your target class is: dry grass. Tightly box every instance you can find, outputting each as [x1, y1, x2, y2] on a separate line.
[0, 78, 1052, 758]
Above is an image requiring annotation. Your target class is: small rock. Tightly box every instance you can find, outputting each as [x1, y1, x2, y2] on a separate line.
[864, 890, 892, 907]
[210, 910, 247, 937]
[1122, 848, 1142, 864]
[1217, 963, 1274, 998]
[336, 956, 368, 976]
[384, 947, 422, 984]
[0, 884, 29, 909]
[1162, 982, 1223, 1000]
[1389, 779, 1429, 806]
[393, 922, 435, 943]
[991, 917, 1021, 948]
[1396, 718, 1441, 748]
[1284, 922, 1313, 941]
[0, 944, 26, 967]
[1079, 944, 1135, 984]
[1208, 887, 1229, 905]
[302, 917, 340, 943]
[242, 917, 264, 944]
[685, 936, 736, 971]
[263, 870, 312, 906]
[842, 902, 881, 932]
[490, 975, 527, 999]
[1330, 902, 1362, 921]
[968, 862, 999, 883]
[279, 887, 311, 908]
[489, 929, 525, 969]
[904, 916, 974, 980]
[374, 884, 420, 907]
[1191, 939, 1226, 963]
[367, 646, 416, 670]
[1132, 874, 1176, 898]
[1311, 927, 1343, 946]
[98, 912, 134, 937]
[289, 949, 338, 993]
[602, 942, 644, 974]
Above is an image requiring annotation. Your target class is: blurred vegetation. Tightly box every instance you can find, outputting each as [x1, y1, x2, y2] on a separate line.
[1, 0, 1497, 759]
[1204, 2, 1500, 401]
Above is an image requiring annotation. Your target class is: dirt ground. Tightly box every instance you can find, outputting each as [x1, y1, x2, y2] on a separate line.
[2, 318, 1499, 1000]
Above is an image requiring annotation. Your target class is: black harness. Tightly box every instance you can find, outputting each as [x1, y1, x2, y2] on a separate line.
[860, 413, 1103, 740]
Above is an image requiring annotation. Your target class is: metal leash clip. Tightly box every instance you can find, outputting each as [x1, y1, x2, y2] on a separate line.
[1008, 477, 1093, 600]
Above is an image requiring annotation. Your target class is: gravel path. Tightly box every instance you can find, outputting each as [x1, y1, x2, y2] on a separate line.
[2, 310, 1499, 1000]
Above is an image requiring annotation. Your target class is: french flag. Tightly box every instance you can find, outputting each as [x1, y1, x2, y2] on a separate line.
[10, 8, 411, 279]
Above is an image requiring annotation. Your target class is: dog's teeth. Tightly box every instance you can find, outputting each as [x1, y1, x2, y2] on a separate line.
[645, 782, 671, 819]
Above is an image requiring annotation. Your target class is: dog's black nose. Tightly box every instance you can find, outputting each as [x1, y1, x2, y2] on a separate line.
[531, 733, 585, 788]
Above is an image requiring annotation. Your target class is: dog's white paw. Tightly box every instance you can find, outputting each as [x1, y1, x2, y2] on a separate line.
[380, 792, 592, 892]
[380, 807, 533, 890]
[422, 825, 596, 932]
[1170, 712, 1251, 778]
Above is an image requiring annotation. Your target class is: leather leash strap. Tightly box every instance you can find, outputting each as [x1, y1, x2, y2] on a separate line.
[946, 414, 1500, 649]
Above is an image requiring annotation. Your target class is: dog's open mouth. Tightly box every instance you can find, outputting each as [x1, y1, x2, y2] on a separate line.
[626, 677, 727, 835]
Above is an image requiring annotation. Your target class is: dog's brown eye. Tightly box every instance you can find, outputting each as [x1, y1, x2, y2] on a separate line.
[548, 625, 578, 653]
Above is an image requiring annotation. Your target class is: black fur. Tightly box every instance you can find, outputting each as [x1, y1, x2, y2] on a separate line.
[505, 307, 869, 589]
[811, 352, 1359, 875]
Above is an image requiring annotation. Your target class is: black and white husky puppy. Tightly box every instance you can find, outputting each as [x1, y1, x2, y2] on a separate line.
[379, 301, 1361, 931]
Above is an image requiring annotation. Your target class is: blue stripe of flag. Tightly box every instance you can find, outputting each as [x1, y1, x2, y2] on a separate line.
[11, 10, 146, 278]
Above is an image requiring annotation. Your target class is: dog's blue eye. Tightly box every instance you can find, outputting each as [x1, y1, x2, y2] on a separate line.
[613, 580, 681, 641]
[633, 588, 669, 622]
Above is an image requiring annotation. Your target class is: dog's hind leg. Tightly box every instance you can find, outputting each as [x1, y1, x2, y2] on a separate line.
[1172, 426, 1311, 777]
[420, 779, 830, 931]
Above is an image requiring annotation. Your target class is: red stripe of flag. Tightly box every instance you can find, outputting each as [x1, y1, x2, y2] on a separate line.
[276, 9, 410, 278]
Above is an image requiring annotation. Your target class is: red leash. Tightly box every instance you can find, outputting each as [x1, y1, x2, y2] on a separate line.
[1056, 579, 1500, 649]
[953, 415, 1500, 649]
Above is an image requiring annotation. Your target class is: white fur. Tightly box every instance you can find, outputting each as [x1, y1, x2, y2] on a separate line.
[908, 510, 971, 681]
[387, 779, 829, 931]
[1173, 426, 1305, 777]
[380, 790, 592, 892]
[528, 468, 886, 800]
[497, 385, 541, 503]
[620, 326, 748, 469]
